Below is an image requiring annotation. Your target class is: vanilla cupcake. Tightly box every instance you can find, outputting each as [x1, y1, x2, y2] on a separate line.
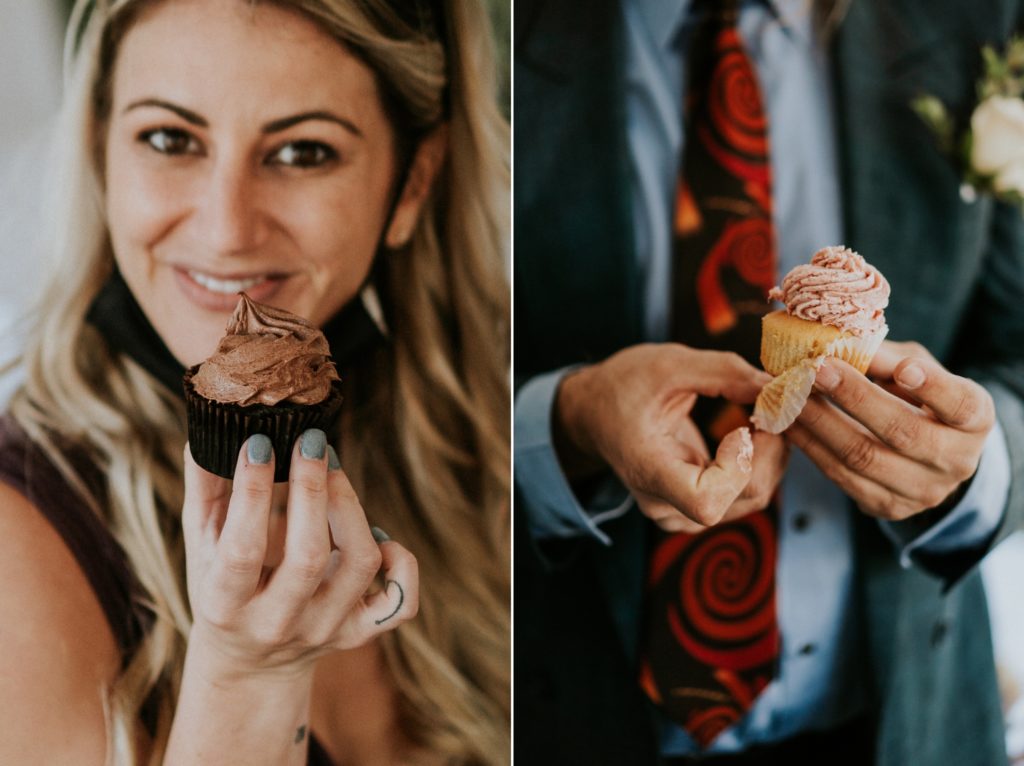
[752, 246, 889, 433]
[183, 294, 343, 482]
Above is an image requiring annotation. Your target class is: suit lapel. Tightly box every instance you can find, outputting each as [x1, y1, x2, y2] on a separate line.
[514, 0, 644, 376]
[833, 0, 993, 359]
[516, 0, 651, 666]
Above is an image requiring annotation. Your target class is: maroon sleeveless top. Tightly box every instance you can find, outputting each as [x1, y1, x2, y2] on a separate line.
[0, 414, 334, 765]
[0, 415, 151, 658]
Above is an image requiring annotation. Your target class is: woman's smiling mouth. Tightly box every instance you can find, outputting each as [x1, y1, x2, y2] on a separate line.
[174, 266, 289, 310]
[188, 270, 269, 294]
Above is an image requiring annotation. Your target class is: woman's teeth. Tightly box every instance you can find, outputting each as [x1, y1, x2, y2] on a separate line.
[189, 271, 268, 294]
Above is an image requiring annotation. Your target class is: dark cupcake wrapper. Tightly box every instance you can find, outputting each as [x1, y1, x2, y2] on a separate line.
[183, 366, 343, 483]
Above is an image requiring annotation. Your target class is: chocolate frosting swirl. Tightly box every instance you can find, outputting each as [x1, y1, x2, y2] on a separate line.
[768, 246, 889, 337]
[191, 294, 340, 406]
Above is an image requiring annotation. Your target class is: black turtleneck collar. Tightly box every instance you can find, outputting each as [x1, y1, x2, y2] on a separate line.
[86, 267, 387, 399]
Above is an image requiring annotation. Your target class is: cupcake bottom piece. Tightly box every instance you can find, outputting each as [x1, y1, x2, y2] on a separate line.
[760, 310, 886, 376]
[184, 368, 343, 482]
[751, 357, 823, 435]
[753, 313, 887, 435]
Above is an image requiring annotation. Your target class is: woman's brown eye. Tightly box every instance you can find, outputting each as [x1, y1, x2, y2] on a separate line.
[273, 141, 337, 168]
[141, 128, 198, 155]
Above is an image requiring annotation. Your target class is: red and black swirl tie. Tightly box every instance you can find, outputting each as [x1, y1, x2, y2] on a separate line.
[639, 1, 780, 749]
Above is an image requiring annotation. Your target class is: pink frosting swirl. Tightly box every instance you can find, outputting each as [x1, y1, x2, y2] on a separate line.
[768, 246, 889, 336]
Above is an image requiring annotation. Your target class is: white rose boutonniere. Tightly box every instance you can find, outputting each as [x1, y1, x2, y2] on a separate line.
[971, 96, 1024, 193]
[913, 37, 1024, 208]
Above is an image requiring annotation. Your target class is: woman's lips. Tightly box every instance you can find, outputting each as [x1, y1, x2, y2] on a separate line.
[190, 271, 267, 293]
[174, 267, 287, 311]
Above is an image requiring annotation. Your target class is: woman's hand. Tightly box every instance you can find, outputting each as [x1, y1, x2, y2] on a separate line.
[181, 428, 419, 677]
[555, 343, 788, 534]
[786, 341, 995, 521]
[168, 428, 418, 764]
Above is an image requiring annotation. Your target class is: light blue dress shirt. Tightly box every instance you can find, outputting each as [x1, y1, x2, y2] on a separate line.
[514, 0, 1012, 755]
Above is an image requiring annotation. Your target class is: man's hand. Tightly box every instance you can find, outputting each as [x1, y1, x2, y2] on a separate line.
[553, 344, 788, 533]
[786, 341, 995, 521]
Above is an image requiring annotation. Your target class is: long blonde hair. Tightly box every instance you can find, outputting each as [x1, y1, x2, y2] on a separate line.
[5, 0, 510, 763]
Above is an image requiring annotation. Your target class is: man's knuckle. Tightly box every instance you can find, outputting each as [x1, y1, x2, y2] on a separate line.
[722, 351, 745, 369]
[840, 436, 877, 473]
[800, 398, 827, 428]
[905, 341, 929, 358]
[860, 500, 885, 520]
[744, 478, 773, 509]
[920, 484, 949, 510]
[648, 513, 671, 530]
[879, 506, 904, 522]
[625, 462, 654, 493]
[657, 515, 687, 533]
[841, 380, 868, 411]
[882, 416, 920, 452]
[958, 453, 979, 481]
[739, 500, 762, 519]
[647, 506, 674, 525]
[635, 496, 657, 518]
[976, 387, 996, 430]
[939, 446, 976, 482]
[877, 493, 906, 521]
[947, 386, 984, 429]
[688, 495, 717, 526]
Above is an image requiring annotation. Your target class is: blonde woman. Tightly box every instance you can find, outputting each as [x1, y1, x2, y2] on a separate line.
[0, 0, 510, 764]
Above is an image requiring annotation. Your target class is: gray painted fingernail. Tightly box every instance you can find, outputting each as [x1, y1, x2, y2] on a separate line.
[371, 526, 390, 544]
[327, 445, 341, 470]
[300, 429, 327, 460]
[247, 434, 273, 465]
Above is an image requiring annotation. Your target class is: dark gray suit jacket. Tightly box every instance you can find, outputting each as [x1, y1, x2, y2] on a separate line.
[514, 1, 1024, 763]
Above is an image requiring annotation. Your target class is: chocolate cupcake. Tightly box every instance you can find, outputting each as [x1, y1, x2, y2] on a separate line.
[184, 294, 343, 482]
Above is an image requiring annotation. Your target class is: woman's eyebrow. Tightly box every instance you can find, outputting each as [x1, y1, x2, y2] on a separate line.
[262, 111, 363, 138]
[123, 98, 207, 126]
[121, 100, 363, 139]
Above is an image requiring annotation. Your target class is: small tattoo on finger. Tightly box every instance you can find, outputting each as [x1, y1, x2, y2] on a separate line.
[294, 724, 307, 744]
[374, 580, 405, 625]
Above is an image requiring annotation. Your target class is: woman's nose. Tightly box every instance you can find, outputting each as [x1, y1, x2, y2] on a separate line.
[196, 156, 268, 256]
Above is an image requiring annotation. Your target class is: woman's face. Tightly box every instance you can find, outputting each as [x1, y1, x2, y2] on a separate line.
[105, 0, 409, 366]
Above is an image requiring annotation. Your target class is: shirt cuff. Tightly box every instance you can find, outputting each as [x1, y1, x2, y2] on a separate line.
[880, 419, 1010, 568]
[514, 368, 632, 545]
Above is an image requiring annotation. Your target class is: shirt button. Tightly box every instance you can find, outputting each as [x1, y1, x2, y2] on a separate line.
[931, 619, 948, 647]
[793, 513, 811, 531]
[799, 643, 816, 656]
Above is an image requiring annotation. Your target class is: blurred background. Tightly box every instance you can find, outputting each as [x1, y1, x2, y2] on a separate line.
[0, 0, 63, 398]
[0, 0, 1019, 762]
